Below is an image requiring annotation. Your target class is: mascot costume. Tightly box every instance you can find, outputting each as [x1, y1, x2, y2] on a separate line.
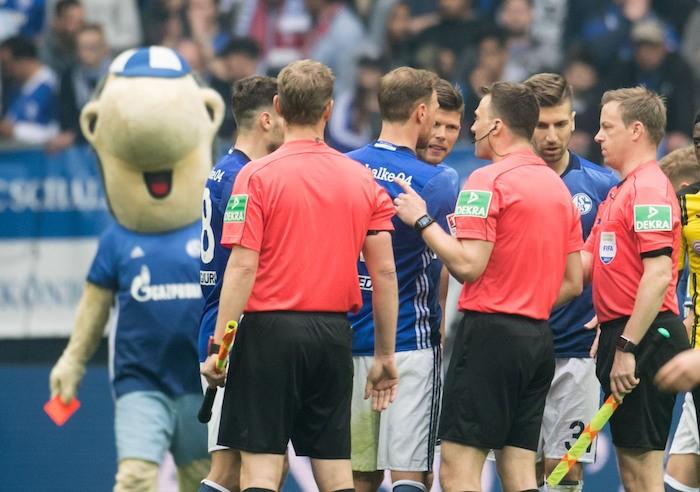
[49, 46, 224, 491]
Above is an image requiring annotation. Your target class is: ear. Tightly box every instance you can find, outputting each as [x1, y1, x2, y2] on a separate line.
[491, 118, 503, 136]
[415, 102, 427, 124]
[199, 87, 225, 134]
[322, 99, 334, 121]
[273, 95, 283, 116]
[259, 111, 272, 131]
[79, 100, 101, 145]
[571, 111, 576, 133]
[630, 121, 645, 142]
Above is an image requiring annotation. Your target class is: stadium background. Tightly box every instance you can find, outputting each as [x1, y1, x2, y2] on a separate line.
[1, 0, 698, 490]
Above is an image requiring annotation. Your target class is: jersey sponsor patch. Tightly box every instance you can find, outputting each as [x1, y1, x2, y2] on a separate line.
[599, 232, 616, 264]
[572, 192, 593, 215]
[634, 205, 672, 232]
[455, 190, 492, 218]
[224, 194, 248, 223]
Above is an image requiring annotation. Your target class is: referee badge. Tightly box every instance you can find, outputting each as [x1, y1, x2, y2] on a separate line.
[599, 232, 616, 265]
[455, 190, 492, 218]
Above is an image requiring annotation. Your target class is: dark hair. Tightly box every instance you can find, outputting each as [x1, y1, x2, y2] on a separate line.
[478, 26, 508, 48]
[523, 73, 573, 108]
[277, 59, 335, 125]
[218, 37, 260, 59]
[78, 22, 104, 37]
[378, 66, 438, 122]
[56, 0, 81, 17]
[481, 81, 539, 140]
[231, 75, 278, 130]
[0, 36, 38, 60]
[436, 78, 464, 115]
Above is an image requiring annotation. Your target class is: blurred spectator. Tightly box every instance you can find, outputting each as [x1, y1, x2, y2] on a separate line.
[563, 49, 604, 160]
[141, 0, 187, 47]
[529, 0, 568, 70]
[327, 54, 383, 152]
[209, 37, 260, 140]
[45, 0, 142, 53]
[681, 5, 700, 108]
[46, 23, 110, 153]
[565, 0, 676, 74]
[303, 0, 365, 94]
[462, 27, 508, 127]
[187, 0, 229, 59]
[378, 1, 416, 69]
[40, 0, 84, 75]
[497, 0, 554, 81]
[0, 36, 58, 145]
[234, 0, 310, 74]
[175, 38, 209, 81]
[0, 0, 45, 40]
[608, 18, 695, 150]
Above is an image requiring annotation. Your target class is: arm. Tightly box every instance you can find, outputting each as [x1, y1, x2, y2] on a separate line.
[554, 251, 583, 307]
[362, 231, 399, 411]
[655, 349, 700, 392]
[393, 178, 494, 282]
[201, 245, 259, 387]
[609, 255, 673, 401]
[582, 250, 593, 285]
[49, 283, 113, 403]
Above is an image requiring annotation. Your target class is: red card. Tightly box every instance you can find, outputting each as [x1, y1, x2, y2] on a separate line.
[44, 396, 80, 426]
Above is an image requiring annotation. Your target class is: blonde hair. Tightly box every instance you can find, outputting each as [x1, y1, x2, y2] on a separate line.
[277, 59, 334, 125]
[601, 86, 667, 146]
[659, 146, 699, 189]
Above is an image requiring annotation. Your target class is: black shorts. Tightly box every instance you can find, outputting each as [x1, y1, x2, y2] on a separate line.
[217, 311, 353, 459]
[596, 311, 689, 450]
[439, 311, 554, 451]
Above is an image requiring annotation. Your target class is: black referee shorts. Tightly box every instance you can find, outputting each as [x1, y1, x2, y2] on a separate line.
[439, 311, 555, 451]
[597, 311, 689, 450]
[217, 311, 353, 459]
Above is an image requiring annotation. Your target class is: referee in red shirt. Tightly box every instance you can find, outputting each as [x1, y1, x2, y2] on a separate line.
[394, 81, 584, 491]
[583, 87, 690, 492]
[201, 59, 400, 492]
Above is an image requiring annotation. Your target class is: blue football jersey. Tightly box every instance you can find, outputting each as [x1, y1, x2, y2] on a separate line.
[550, 152, 619, 357]
[87, 221, 203, 398]
[198, 148, 250, 361]
[347, 141, 459, 355]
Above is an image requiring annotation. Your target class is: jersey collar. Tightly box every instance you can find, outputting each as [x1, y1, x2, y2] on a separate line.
[560, 151, 580, 179]
[372, 140, 416, 156]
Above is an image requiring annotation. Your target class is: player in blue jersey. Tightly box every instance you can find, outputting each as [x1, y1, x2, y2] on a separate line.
[416, 79, 463, 378]
[347, 67, 457, 492]
[0, 36, 58, 144]
[523, 73, 618, 491]
[198, 75, 284, 492]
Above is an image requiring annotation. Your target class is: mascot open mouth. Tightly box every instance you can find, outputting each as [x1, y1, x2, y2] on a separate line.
[143, 171, 173, 198]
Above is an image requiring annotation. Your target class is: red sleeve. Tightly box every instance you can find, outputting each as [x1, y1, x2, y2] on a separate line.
[369, 184, 395, 231]
[568, 201, 584, 253]
[630, 184, 677, 254]
[454, 169, 499, 242]
[221, 168, 265, 251]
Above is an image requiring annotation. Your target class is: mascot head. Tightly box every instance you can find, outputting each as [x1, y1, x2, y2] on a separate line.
[80, 46, 224, 233]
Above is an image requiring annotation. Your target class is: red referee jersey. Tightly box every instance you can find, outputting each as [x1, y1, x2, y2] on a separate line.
[221, 139, 395, 313]
[584, 161, 680, 322]
[455, 149, 583, 320]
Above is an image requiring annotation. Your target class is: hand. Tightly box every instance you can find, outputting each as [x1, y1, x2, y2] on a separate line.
[655, 349, 700, 392]
[200, 354, 226, 388]
[393, 178, 428, 227]
[49, 354, 86, 404]
[0, 119, 13, 138]
[584, 315, 600, 358]
[610, 350, 638, 403]
[364, 355, 399, 411]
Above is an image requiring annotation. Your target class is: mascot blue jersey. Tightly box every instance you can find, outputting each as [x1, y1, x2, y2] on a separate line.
[198, 148, 250, 361]
[346, 141, 459, 356]
[551, 152, 618, 357]
[87, 221, 203, 398]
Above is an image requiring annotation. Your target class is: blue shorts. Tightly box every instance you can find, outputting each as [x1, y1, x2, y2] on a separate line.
[115, 391, 208, 466]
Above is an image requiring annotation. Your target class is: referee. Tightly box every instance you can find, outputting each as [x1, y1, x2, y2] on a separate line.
[394, 81, 584, 492]
[201, 59, 400, 492]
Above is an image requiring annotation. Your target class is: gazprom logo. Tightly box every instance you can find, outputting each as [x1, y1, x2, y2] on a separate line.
[130, 266, 201, 302]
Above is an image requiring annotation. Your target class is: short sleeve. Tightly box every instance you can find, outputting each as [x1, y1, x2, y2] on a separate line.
[424, 168, 459, 234]
[369, 184, 395, 231]
[86, 229, 119, 290]
[568, 202, 584, 253]
[630, 184, 677, 254]
[453, 169, 499, 242]
[220, 169, 265, 251]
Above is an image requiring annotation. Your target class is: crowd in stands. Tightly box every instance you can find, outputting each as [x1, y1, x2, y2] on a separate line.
[0, 0, 698, 162]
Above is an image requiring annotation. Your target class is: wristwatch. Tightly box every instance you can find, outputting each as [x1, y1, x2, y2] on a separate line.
[414, 214, 435, 234]
[615, 335, 637, 354]
[207, 336, 221, 356]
